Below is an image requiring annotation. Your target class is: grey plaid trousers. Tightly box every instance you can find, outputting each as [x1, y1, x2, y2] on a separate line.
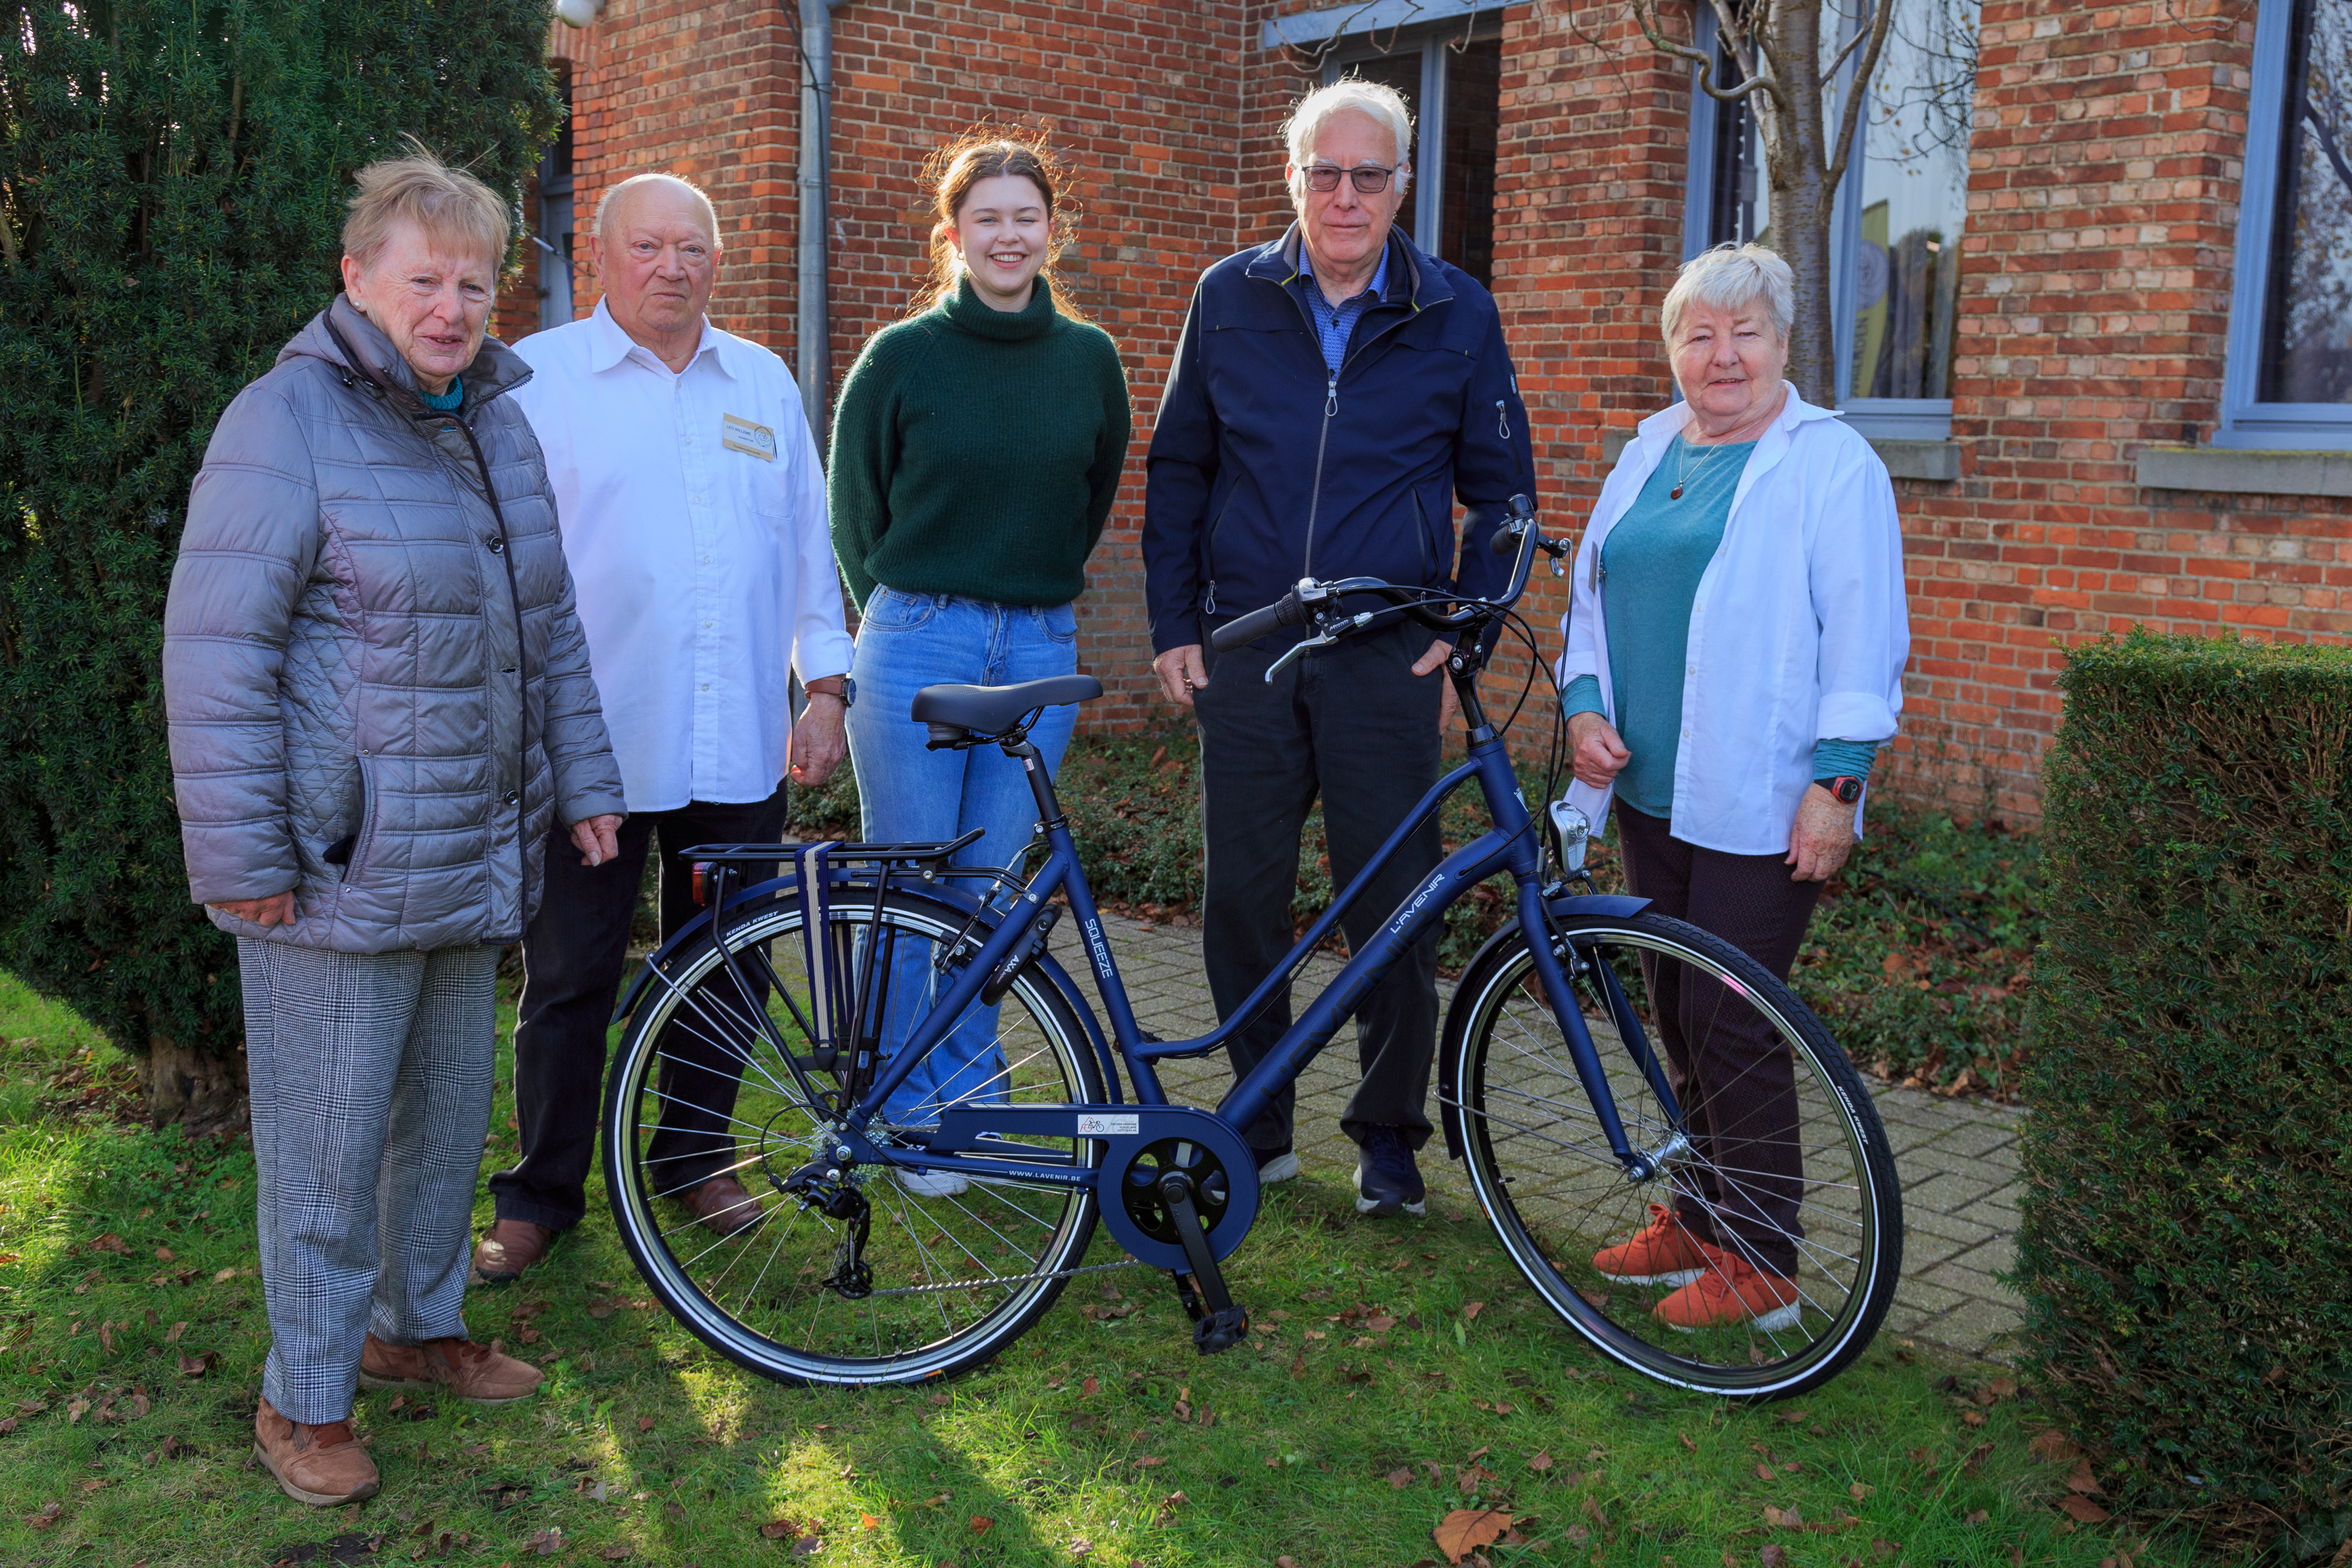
[239, 939, 497, 1425]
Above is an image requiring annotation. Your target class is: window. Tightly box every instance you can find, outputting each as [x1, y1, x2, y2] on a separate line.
[1684, 0, 1979, 437]
[536, 69, 577, 333]
[2221, 0, 2352, 445]
[1292, 14, 1503, 286]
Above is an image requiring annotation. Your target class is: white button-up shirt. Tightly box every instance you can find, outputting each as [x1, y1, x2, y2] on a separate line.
[1556, 384, 1909, 855]
[510, 302, 854, 813]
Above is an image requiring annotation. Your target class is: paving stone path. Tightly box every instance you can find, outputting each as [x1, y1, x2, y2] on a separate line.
[1052, 913, 2026, 1359]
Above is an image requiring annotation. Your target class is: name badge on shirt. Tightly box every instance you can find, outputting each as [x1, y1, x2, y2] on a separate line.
[722, 413, 776, 462]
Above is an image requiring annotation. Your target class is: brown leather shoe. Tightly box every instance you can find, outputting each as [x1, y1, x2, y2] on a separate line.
[358, 1333, 543, 1405]
[470, 1218, 553, 1285]
[683, 1175, 763, 1236]
[253, 1396, 380, 1506]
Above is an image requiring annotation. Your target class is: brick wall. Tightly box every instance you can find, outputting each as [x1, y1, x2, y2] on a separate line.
[550, 0, 2352, 824]
[1885, 0, 2352, 823]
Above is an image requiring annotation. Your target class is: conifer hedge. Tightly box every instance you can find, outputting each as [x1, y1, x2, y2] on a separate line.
[2016, 631, 2351, 1555]
[0, 1, 560, 1125]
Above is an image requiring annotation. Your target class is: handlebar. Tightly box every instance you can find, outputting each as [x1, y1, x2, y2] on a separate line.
[1208, 493, 1562, 658]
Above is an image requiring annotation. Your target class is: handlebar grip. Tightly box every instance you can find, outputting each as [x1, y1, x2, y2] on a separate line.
[1209, 593, 1305, 651]
[1485, 492, 1540, 556]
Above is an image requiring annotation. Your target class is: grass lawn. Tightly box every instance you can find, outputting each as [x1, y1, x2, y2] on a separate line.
[0, 972, 2201, 1568]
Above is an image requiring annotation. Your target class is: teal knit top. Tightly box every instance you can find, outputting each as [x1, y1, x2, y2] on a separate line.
[828, 275, 1132, 611]
[1564, 435, 1878, 816]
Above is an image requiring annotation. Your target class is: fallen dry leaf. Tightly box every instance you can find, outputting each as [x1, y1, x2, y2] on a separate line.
[2066, 1457, 2105, 1495]
[1133, 1455, 1165, 1469]
[1966, 1509, 1990, 1525]
[212, 1267, 236, 1283]
[637, 1416, 655, 1433]
[969, 1515, 994, 1534]
[1760, 1545, 1789, 1567]
[2028, 1427, 2081, 1464]
[2056, 1496, 2110, 1524]
[860, 1513, 880, 1531]
[1433, 1506, 1513, 1565]
[1527, 1449, 1552, 1472]
[1989, 1376, 2018, 1398]
[1851, 1481, 1875, 1501]
[1082, 1376, 1098, 1396]
[759, 1518, 797, 1540]
[166, 1322, 188, 1344]
[153, 1247, 174, 1263]
[25, 1501, 62, 1529]
[90, 1233, 127, 1254]
[1679, 1433, 1697, 1452]
[1754, 1463, 1775, 1482]
[1462, 1301, 1485, 1322]
[1388, 1467, 1414, 1489]
[1960, 1410, 1987, 1427]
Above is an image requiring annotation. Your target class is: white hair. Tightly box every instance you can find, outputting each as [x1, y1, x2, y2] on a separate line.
[1282, 78, 1414, 196]
[596, 172, 722, 247]
[1661, 242, 1794, 345]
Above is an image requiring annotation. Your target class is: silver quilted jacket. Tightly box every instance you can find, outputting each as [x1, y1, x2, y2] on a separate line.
[164, 296, 627, 952]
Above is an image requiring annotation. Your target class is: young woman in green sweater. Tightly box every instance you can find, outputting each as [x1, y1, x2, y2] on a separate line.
[828, 137, 1132, 1182]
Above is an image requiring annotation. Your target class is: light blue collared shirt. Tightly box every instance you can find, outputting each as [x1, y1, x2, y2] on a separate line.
[1296, 244, 1391, 373]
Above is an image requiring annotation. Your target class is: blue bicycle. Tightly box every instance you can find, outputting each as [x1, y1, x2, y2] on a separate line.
[602, 498, 1904, 1399]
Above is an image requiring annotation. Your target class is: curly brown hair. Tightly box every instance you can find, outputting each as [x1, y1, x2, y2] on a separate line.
[908, 130, 1092, 323]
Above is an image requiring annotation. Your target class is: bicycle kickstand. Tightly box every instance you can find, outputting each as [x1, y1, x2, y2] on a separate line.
[1159, 1172, 1250, 1356]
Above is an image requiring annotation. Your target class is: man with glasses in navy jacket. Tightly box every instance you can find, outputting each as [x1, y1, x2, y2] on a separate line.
[1143, 79, 1536, 1218]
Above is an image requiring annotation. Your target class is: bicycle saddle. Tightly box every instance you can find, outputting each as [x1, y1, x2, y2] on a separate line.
[911, 674, 1103, 737]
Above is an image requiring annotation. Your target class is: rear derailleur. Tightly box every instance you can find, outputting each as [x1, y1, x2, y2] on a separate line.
[783, 1160, 873, 1299]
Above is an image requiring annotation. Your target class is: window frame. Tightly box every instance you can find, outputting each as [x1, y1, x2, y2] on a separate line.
[1316, 14, 1505, 267]
[2217, 0, 2352, 448]
[1682, 4, 1959, 439]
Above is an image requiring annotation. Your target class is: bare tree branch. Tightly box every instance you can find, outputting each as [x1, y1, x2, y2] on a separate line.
[1825, 0, 1900, 185]
[1634, 0, 1786, 108]
[2303, 93, 2352, 199]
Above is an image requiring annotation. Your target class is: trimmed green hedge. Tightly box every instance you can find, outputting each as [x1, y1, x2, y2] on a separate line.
[2016, 631, 2351, 1554]
[0, 2, 561, 1124]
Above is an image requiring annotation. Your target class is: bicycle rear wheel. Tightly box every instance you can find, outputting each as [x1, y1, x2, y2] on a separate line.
[1446, 909, 1902, 1398]
[603, 885, 1105, 1386]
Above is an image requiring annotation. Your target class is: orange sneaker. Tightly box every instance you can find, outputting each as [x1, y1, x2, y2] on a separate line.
[1652, 1244, 1801, 1333]
[1590, 1203, 1710, 1286]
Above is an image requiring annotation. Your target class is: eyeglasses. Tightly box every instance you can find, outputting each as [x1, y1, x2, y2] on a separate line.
[1300, 162, 1401, 194]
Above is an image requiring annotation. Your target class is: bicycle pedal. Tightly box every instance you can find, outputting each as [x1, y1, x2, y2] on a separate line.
[1192, 1304, 1250, 1356]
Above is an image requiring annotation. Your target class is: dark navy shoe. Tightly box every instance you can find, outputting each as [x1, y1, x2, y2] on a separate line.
[1352, 1127, 1426, 1216]
[1254, 1144, 1300, 1185]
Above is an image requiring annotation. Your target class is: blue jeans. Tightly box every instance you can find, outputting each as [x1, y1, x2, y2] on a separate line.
[847, 589, 1080, 1123]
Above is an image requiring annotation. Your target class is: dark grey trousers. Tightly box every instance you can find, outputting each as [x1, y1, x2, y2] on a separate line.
[1194, 620, 1445, 1154]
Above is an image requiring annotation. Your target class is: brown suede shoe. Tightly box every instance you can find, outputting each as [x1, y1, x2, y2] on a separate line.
[253, 1396, 380, 1506]
[469, 1218, 553, 1285]
[683, 1175, 763, 1236]
[358, 1333, 543, 1405]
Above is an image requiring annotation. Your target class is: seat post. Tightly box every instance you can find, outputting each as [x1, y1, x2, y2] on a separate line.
[1002, 735, 1066, 828]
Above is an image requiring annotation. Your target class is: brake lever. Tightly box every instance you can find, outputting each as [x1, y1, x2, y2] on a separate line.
[1261, 611, 1376, 682]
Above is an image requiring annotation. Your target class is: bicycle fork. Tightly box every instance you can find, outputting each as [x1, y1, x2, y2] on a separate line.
[1512, 878, 1690, 1183]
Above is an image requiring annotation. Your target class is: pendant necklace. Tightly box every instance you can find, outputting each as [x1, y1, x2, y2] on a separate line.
[1668, 435, 1729, 502]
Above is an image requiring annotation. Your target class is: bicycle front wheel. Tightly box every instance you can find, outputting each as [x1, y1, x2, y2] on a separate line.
[604, 885, 1105, 1386]
[1446, 910, 1902, 1398]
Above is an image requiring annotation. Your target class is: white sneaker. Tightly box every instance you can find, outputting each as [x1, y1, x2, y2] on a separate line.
[897, 1167, 969, 1199]
[1255, 1150, 1301, 1185]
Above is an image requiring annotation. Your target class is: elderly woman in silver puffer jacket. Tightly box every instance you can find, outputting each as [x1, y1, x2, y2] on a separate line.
[163, 149, 624, 1508]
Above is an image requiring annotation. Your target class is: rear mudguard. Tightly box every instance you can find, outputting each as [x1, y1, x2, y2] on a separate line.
[610, 871, 1125, 1106]
[1437, 892, 1651, 1161]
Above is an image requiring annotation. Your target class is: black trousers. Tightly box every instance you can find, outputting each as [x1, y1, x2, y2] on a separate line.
[1611, 803, 1823, 1278]
[1195, 620, 1444, 1154]
[487, 791, 786, 1231]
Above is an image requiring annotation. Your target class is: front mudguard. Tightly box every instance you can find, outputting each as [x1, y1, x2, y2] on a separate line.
[610, 871, 1126, 1106]
[1436, 892, 1651, 1162]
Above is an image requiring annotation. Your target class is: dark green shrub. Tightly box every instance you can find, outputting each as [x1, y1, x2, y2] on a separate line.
[0, 2, 562, 1126]
[2016, 631, 2351, 1554]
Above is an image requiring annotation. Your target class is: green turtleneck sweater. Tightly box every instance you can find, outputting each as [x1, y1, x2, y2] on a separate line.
[828, 275, 1132, 611]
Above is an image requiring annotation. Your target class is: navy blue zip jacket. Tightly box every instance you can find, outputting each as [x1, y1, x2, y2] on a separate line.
[1143, 225, 1537, 653]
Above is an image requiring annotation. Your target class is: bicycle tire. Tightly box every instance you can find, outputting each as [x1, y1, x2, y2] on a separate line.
[1445, 909, 1903, 1399]
[603, 884, 1105, 1386]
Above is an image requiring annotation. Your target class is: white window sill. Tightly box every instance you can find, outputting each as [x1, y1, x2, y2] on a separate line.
[2136, 446, 2352, 498]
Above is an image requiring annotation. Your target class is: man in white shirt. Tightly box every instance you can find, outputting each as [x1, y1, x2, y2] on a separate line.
[474, 173, 855, 1283]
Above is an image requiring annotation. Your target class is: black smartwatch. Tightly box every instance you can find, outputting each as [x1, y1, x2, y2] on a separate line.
[1816, 775, 1864, 805]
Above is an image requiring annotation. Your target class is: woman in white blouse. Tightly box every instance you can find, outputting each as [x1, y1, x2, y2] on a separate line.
[1556, 243, 1909, 1332]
